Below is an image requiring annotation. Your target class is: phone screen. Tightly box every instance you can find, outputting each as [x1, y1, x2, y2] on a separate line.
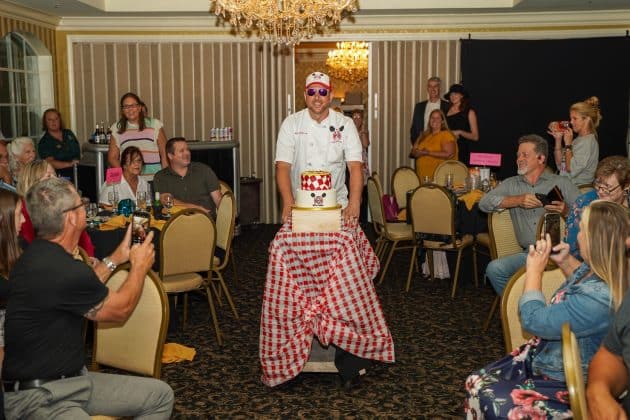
[132, 214, 150, 244]
[543, 213, 561, 250]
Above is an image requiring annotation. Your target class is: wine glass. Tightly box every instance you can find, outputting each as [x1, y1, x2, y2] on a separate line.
[108, 190, 120, 214]
[163, 195, 174, 218]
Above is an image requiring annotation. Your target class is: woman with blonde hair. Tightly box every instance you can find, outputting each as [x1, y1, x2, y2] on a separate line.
[17, 160, 95, 256]
[549, 96, 601, 185]
[7, 137, 36, 183]
[410, 109, 458, 180]
[465, 200, 629, 419]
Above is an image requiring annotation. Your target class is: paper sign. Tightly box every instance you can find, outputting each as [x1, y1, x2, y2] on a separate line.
[469, 153, 502, 167]
[105, 167, 123, 184]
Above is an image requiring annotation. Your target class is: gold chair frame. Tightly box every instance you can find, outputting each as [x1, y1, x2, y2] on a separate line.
[562, 322, 589, 420]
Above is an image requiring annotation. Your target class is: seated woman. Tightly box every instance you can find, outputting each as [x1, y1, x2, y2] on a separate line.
[7, 137, 36, 184]
[410, 109, 458, 180]
[0, 189, 25, 374]
[565, 155, 629, 260]
[465, 200, 629, 419]
[17, 160, 95, 257]
[38, 108, 81, 179]
[99, 146, 149, 207]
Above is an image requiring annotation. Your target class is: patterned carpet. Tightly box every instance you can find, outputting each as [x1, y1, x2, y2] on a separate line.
[141, 224, 505, 418]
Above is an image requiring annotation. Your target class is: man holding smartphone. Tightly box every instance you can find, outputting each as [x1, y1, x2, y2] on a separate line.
[479, 134, 580, 295]
[3, 178, 173, 418]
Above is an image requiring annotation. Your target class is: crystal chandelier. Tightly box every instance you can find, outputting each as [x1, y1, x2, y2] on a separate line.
[326, 41, 369, 84]
[211, 0, 358, 47]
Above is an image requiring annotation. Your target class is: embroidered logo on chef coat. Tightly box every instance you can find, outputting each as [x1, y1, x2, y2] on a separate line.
[329, 125, 344, 143]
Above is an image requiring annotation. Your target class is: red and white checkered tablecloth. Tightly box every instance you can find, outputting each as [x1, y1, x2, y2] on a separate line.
[259, 223, 395, 387]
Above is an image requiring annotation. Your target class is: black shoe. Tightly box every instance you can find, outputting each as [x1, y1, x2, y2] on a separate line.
[341, 370, 366, 392]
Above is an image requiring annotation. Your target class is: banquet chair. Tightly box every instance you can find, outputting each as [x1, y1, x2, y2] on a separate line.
[391, 166, 419, 210]
[562, 323, 589, 420]
[91, 264, 169, 379]
[218, 180, 239, 283]
[406, 184, 476, 296]
[160, 209, 224, 344]
[483, 210, 525, 330]
[501, 267, 565, 353]
[209, 190, 239, 319]
[366, 176, 415, 283]
[433, 160, 468, 187]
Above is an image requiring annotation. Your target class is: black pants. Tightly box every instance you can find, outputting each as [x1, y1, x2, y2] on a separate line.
[334, 346, 371, 381]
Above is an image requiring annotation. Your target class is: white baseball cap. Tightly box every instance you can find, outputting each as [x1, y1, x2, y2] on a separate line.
[305, 72, 331, 89]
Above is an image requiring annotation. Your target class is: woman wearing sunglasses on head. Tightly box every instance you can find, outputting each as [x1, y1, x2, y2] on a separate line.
[564, 155, 629, 260]
[465, 200, 629, 419]
[107, 92, 168, 179]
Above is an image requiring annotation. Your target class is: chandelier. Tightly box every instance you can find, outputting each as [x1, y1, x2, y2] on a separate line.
[326, 41, 369, 84]
[211, 0, 358, 47]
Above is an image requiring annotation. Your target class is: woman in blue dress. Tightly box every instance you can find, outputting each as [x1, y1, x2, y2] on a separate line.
[465, 200, 630, 419]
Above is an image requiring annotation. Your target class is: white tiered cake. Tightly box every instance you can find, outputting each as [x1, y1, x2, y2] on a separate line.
[292, 171, 341, 233]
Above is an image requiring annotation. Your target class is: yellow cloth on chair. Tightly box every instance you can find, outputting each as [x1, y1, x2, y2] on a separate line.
[161, 343, 196, 363]
[459, 189, 484, 211]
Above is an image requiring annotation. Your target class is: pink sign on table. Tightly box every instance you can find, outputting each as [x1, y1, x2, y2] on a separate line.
[105, 167, 122, 184]
[469, 153, 502, 167]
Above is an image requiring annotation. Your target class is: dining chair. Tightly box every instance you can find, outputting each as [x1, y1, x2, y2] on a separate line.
[391, 166, 419, 210]
[159, 208, 224, 344]
[562, 323, 589, 420]
[406, 184, 476, 296]
[366, 176, 415, 284]
[218, 180, 239, 283]
[91, 264, 169, 379]
[209, 190, 239, 319]
[483, 210, 525, 330]
[433, 160, 468, 187]
[501, 267, 565, 353]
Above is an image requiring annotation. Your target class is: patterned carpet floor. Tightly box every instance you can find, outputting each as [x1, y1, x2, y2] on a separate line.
[138, 224, 506, 418]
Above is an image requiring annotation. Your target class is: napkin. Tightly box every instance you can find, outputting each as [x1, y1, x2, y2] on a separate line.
[150, 218, 166, 231]
[99, 215, 128, 231]
[459, 189, 484, 211]
[162, 343, 196, 363]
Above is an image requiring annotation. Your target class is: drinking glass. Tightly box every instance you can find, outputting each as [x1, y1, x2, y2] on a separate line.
[87, 203, 98, 219]
[489, 173, 497, 189]
[445, 173, 454, 189]
[108, 191, 120, 214]
[422, 175, 432, 185]
[137, 191, 147, 210]
[163, 195, 174, 218]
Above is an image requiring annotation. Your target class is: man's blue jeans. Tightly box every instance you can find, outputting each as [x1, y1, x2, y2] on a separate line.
[485, 251, 527, 296]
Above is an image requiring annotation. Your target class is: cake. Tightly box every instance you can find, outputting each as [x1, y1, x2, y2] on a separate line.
[295, 171, 337, 208]
[292, 170, 341, 233]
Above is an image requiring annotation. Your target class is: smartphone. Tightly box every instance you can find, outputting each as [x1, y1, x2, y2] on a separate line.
[543, 213, 561, 252]
[131, 210, 150, 244]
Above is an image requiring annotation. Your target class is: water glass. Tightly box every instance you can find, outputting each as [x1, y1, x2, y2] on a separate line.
[422, 175, 432, 185]
[445, 173, 454, 189]
[87, 203, 98, 219]
[137, 191, 147, 210]
[108, 191, 120, 214]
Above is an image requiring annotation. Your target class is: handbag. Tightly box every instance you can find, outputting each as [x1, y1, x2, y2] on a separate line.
[382, 194, 399, 222]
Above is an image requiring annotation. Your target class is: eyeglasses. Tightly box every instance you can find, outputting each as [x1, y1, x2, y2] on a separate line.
[593, 180, 622, 195]
[121, 103, 140, 110]
[62, 202, 84, 213]
[306, 88, 329, 97]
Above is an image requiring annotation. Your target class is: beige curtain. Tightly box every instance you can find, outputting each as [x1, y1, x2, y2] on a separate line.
[370, 40, 460, 195]
[71, 40, 293, 223]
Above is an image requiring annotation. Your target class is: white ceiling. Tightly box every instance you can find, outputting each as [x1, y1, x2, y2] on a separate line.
[9, 0, 630, 18]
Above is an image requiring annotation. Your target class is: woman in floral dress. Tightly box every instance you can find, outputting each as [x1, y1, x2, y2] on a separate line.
[465, 201, 630, 419]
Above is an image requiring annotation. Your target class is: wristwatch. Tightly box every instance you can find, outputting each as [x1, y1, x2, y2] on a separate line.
[102, 257, 117, 272]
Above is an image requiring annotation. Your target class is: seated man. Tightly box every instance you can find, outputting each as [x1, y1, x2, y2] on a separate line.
[2, 177, 173, 419]
[479, 134, 580, 295]
[586, 235, 630, 419]
[153, 137, 222, 217]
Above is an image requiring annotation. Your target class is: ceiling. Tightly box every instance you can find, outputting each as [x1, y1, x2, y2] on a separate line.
[9, 0, 630, 18]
